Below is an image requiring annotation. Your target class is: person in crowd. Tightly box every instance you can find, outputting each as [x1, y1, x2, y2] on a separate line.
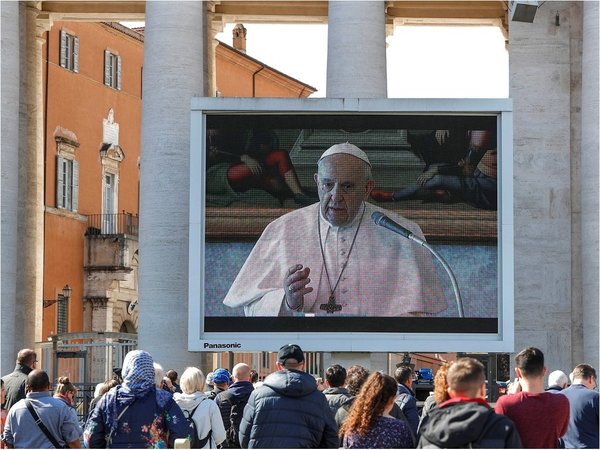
[1, 380, 7, 449]
[335, 365, 371, 427]
[239, 344, 339, 448]
[494, 347, 569, 448]
[207, 368, 231, 400]
[340, 371, 414, 449]
[418, 357, 522, 448]
[173, 366, 226, 449]
[394, 365, 419, 437]
[546, 370, 570, 393]
[84, 350, 188, 448]
[323, 364, 352, 416]
[204, 372, 214, 395]
[87, 379, 118, 421]
[153, 362, 164, 388]
[559, 364, 599, 449]
[54, 376, 77, 409]
[214, 363, 254, 448]
[2, 370, 82, 448]
[419, 362, 452, 424]
[1, 349, 37, 411]
[223, 142, 446, 317]
[164, 369, 182, 394]
[315, 376, 325, 392]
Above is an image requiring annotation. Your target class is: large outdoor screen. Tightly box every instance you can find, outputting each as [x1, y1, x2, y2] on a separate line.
[189, 98, 513, 352]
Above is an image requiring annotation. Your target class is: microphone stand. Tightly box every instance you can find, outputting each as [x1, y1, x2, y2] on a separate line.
[404, 234, 465, 318]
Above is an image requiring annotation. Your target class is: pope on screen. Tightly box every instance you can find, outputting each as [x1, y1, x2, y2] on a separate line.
[223, 143, 448, 317]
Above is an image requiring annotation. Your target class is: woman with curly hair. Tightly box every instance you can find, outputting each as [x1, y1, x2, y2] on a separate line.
[340, 372, 414, 448]
[420, 362, 453, 424]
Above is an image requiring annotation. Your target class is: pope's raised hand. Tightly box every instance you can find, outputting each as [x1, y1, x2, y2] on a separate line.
[284, 264, 313, 311]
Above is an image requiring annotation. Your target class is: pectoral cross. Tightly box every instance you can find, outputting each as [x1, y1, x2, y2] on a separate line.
[320, 294, 343, 314]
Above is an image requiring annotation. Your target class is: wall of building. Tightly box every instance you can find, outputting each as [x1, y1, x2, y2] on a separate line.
[509, 2, 597, 372]
[42, 22, 143, 339]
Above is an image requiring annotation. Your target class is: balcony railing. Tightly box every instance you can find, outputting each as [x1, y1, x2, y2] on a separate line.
[86, 212, 138, 237]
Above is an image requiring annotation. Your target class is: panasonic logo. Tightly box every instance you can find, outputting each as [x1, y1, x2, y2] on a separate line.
[204, 342, 242, 349]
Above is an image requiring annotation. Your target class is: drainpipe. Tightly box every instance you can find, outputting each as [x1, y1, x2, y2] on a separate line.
[252, 65, 265, 97]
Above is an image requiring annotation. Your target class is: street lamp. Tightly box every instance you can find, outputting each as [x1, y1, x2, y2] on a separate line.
[62, 284, 72, 299]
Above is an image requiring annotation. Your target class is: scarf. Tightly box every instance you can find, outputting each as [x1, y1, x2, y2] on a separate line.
[104, 350, 169, 441]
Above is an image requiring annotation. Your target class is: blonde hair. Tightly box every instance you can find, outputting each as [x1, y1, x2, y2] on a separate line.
[54, 376, 77, 396]
[180, 367, 206, 394]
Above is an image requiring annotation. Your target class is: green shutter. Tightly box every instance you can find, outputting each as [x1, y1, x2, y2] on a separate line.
[116, 55, 122, 90]
[104, 50, 111, 86]
[72, 160, 79, 212]
[60, 30, 67, 68]
[56, 155, 65, 208]
[73, 36, 79, 73]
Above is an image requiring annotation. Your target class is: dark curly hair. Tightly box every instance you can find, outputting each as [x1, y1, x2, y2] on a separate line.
[345, 365, 370, 396]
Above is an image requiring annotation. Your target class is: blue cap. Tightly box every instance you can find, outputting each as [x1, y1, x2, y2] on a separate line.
[211, 368, 231, 385]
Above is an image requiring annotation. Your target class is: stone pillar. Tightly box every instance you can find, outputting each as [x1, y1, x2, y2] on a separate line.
[15, 3, 48, 351]
[509, 3, 575, 373]
[325, 1, 387, 370]
[1, 0, 20, 371]
[580, 1, 599, 370]
[326, 0, 387, 98]
[139, 1, 206, 370]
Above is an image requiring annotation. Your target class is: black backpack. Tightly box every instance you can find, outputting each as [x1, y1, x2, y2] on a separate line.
[220, 391, 251, 448]
[184, 403, 212, 448]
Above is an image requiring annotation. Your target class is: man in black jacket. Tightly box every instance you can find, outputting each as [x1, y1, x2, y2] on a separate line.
[1, 349, 37, 411]
[239, 344, 339, 448]
[323, 364, 351, 416]
[418, 357, 522, 448]
[215, 363, 254, 448]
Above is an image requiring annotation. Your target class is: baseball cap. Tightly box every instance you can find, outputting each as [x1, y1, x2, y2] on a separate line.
[278, 344, 304, 365]
[211, 368, 231, 385]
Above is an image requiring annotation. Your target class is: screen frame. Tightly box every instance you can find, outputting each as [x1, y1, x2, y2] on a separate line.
[189, 97, 514, 353]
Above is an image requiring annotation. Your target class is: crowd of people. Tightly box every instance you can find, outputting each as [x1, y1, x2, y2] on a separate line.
[1, 345, 598, 448]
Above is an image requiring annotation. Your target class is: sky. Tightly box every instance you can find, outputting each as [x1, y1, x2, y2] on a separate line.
[215, 22, 508, 98]
[122, 22, 508, 98]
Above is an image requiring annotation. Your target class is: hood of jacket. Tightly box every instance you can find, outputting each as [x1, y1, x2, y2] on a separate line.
[263, 369, 317, 398]
[173, 391, 208, 412]
[227, 381, 254, 400]
[419, 400, 496, 447]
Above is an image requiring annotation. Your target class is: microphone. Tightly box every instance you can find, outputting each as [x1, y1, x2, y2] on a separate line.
[371, 211, 424, 245]
[371, 210, 464, 318]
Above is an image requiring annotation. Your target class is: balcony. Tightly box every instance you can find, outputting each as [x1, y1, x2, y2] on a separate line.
[86, 212, 138, 237]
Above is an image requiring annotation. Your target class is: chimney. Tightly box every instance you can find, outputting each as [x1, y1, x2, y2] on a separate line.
[232, 23, 247, 53]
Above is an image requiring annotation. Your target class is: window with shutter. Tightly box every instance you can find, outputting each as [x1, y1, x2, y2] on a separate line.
[60, 30, 78, 72]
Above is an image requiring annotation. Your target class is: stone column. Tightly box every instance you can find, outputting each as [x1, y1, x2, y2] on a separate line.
[581, 1, 599, 370]
[509, 3, 575, 373]
[326, 0, 387, 98]
[139, 1, 206, 370]
[1, 0, 20, 371]
[15, 3, 48, 351]
[325, 1, 388, 370]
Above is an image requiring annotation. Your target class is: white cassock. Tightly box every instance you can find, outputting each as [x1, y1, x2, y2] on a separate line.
[223, 202, 448, 316]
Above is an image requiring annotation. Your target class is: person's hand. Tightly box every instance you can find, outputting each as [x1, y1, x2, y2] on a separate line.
[416, 166, 438, 187]
[240, 154, 263, 176]
[284, 264, 313, 311]
[435, 129, 450, 145]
